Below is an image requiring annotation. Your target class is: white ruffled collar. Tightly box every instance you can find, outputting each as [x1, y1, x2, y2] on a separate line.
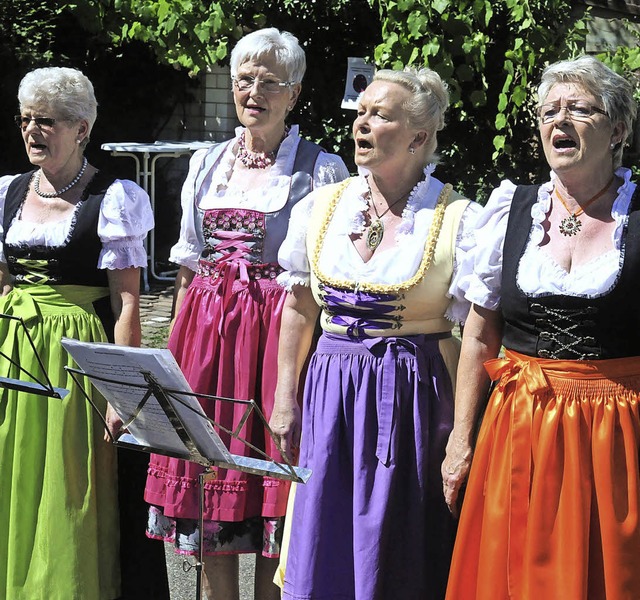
[529, 166, 634, 248]
[208, 124, 300, 194]
[346, 164, 437, 242]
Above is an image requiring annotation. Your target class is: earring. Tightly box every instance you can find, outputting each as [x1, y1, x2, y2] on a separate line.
[610, 142, 616, 149]
[409, 147, 415, 155]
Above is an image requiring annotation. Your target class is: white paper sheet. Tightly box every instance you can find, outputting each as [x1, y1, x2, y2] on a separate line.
[61, 338, 232, 464]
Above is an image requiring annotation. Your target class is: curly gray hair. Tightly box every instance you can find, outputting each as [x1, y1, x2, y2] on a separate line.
[18, 67, 97, 147]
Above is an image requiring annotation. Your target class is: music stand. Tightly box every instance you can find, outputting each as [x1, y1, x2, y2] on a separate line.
[0, 313, 69, 399]
[61, 338, 310, 600]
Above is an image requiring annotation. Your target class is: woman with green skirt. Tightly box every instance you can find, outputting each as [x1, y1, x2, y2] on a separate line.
[0, 67, 153, 600]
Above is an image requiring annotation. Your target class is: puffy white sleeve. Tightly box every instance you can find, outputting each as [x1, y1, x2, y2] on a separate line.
[168, 148, 209, 272]
[446, 200, 482, 324]
[0, 175, 21, 264]
[277, 189, 319, 291]
[98, 179, 154, 270]
[313, 152, 350, 187]
[462, 179, 517, 310]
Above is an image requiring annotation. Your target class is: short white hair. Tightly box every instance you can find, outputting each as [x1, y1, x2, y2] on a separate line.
[18, 67, 97, 142]
[230, 28, 306, 84]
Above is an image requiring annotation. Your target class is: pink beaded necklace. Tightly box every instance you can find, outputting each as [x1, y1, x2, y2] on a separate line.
[236, 127, 289, 169]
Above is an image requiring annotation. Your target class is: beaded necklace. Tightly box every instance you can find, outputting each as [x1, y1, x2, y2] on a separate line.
[236, 127, 289, 169]
[34, 157, 88, 198]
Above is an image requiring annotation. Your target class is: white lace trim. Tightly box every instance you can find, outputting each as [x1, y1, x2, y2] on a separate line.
[529, 167, 633, 249]
[345, 165, 436, 242]
[276, 271, 310, 292]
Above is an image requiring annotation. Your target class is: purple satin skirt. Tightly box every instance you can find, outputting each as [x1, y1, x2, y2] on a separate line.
[283, 331, 457, 600]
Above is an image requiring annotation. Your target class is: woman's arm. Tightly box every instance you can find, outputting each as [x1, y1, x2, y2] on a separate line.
[269, 284, 320, 461]
[0, 262, 12, 296]
[170, 265, 196, 330]
[109, 267, 142, 347]
[104, 266, 142, 437]
[442, 303, 503, 517]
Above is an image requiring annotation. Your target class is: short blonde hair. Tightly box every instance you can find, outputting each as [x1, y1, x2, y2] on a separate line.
[374, 67, 450, 164]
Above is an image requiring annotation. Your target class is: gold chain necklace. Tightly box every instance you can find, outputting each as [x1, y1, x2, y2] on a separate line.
[554, 175, 614, 236]
[365, 182, 412, 251]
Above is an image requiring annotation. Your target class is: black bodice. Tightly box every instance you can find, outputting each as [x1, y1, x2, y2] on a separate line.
[2, 170, 116, 287]
[501, 183, 640, 359]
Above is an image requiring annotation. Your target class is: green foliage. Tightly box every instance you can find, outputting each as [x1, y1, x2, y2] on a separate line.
[595, 20, 640, 180]
[370, 0, 591, 200]
[72, 0, 241, 76]
[595, 20, 640, 101]
[0, 0, 71, 65]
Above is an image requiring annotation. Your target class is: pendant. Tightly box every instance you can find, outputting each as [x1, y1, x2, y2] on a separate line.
[558, 214, 582, 236]
[366, 219, 384, 250]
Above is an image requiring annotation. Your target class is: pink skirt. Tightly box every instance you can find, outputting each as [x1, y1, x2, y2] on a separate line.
[144, 274, 291, 524]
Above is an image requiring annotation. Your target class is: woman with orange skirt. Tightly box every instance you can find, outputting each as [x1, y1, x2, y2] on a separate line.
[442, 55, 640, 600]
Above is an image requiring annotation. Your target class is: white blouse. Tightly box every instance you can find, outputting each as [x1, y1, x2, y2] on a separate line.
[0, 174, 154, 270]
[277, 166, 481, 323]
[170, 125, 350, 271]
[462, 167, 637, 310]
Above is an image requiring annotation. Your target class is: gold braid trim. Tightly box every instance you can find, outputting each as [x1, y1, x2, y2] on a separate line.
[310, 179, 452, 294]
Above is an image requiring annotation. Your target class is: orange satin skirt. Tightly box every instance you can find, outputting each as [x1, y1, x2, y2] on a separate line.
[446, 350, 640, 600]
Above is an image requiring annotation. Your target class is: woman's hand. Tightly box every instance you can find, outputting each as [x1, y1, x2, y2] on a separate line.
[104, 402, 124, 442]
[442, 432, 474, 518]
[272, 284, 320, 463]
[269, 395, 301, 463]
[442, 304, 504, 518]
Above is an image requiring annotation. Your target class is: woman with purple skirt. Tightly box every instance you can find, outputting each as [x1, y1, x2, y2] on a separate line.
[270, 66, 479, 600]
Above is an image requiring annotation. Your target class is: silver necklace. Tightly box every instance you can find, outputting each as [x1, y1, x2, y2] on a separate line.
[34, 157, 88, 198]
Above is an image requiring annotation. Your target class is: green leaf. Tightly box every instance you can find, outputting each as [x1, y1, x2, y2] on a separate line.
[432, 0, 449, 15]
[421, 38, 440, 57]
[497, 92, 508, 112]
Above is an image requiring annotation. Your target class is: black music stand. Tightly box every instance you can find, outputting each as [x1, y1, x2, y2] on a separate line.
[61, 338, 310, 600]
[0, 313, 69, 399]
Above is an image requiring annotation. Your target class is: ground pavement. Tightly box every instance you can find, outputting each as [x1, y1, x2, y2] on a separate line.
[139, 283, 256, 600]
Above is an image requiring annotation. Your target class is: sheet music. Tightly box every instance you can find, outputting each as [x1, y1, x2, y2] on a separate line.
[61, 338, 232, 464]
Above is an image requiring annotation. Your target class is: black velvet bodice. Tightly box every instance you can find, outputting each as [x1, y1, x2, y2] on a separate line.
[2, 170, 116, 287]
[501, 183, 640, 359]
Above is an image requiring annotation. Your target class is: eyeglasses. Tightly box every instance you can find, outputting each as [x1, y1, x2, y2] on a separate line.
[15, 115, 57, 130]
[232, 75, 293, 94]
[536, 102, 608, 124]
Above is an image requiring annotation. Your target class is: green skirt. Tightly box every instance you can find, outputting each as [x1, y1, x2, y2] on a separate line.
[0, 285, 120, 600]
